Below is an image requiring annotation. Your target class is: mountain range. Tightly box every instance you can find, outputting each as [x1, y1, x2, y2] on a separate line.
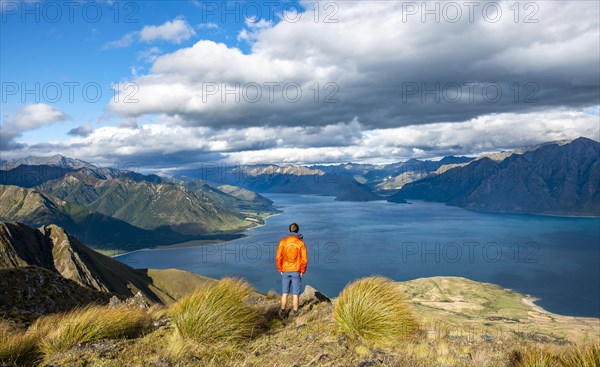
[389, 137, 600, 216]
[0, 158, 278, 251]
[0, 154, 95, 171]
[1, 136, 597, 255]
[37, 173, 258, 235]
[0, 185, 204, 251]
[173, 164, 383, 201]
[309, 156, 475, 192]
[170, 156, 476, 199]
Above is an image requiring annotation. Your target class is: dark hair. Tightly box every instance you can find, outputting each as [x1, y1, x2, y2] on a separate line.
[289, 223, 299, 233]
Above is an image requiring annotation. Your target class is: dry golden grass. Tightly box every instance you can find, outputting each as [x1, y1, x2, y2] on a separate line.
[28, 299, 600, 367]
[0, 320, 41, 366]
[508, 343, 600, 367]
[28, 312, 64, 336]
[37, 305, 153, 355]
[334, 276, 419, 346]
[266, 289, 279, 300]
[2, 276, 599, 367]
[164, 333, 197, 360]
[169, 277, 262, 344]
[559, 343, 600, 367]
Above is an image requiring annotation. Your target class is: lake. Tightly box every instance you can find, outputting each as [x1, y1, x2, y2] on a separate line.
[116, 194, 600, 317]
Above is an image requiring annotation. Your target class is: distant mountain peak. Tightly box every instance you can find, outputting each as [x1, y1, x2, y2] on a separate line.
[0, 154, 95, 171]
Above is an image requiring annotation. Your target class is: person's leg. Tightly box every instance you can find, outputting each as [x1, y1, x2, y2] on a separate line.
[291, 272, 302, 315]
[280, 272, 292, 317]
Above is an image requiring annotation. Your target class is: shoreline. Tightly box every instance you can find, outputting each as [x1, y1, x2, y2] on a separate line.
[112, 232, 248, 258]
[112, 211, 283, 258]
[521, 295, 562, 317]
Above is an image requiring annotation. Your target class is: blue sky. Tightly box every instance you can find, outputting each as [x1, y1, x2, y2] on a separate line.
[1, 0, 599, 170]
[2, 0, 273, 141]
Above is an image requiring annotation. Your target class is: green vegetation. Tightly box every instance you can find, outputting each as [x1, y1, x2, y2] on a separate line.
[0, 185, 197, 251]
[1, 172, 278, 251]
[169, 277, 262, 343]
[334, 276, 419, 345]
[183, 179, 277, 215]
[39, 174, 264, 235]
[37, 305, 153, 354]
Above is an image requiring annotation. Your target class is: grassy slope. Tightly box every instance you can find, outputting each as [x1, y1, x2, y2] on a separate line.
[143, 268, 216, 303]
[398, 277, 600, 345]
[0, 185, 201, 251]
[33, 277, 599, 367]
[38, 174, 257, 235]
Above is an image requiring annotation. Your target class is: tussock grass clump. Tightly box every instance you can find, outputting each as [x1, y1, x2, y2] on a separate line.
[334, 276, 418, 345]
[559, 343, 600, 367]
[509, 347, 559, 367]
[38, 305, 153, 355]
[165, 333, 197, 360]
[0, 321, 41, 366]
[509, 343, 600, 367]
[169, 277, 262, 343]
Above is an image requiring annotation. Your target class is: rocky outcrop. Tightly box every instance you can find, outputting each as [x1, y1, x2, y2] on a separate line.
[0, 222, 210, 305]
[0, 266, 111, 322]
[300, 285, 331, 310]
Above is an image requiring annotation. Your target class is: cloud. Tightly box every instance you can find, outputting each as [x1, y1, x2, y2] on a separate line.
[197, 22, 219, 30]
[108, 1, 599, 131]
[225, 109, 600, 164]
[1, 104, 68, 150]
[137, 47, 162, 63]
[103, 32, 136, 49]
[4, 103, 68, 130]
[67, 124, 94, 137]
[2, 108, 598, 167]
[117, 118, 139, 129]
[238, 18, 274, 41]
[3, 1, 598, 168]
[139, 18, 195, 44]
[103, 18, 194, 49]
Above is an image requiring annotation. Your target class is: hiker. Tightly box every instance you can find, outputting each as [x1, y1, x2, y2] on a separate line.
[276, 222, 308, 318]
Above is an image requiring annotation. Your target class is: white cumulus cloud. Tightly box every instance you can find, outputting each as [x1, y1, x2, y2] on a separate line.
[1, 104, 68, 150]
[139, 18, 196, 44]
[103, 18, 195, 49]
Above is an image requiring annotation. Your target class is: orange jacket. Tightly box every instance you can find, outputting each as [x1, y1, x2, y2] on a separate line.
[276, 235, 308, 274]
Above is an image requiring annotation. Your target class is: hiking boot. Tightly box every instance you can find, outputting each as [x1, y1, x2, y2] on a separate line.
[293, 309, 299, 317]
[278, 308, 286, 319]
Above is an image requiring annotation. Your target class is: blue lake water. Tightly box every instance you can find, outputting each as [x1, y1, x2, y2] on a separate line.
[116, 194, 600, 317]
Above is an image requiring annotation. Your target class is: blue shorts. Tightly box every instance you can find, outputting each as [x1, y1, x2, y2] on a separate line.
[281, 272, 302, 295]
